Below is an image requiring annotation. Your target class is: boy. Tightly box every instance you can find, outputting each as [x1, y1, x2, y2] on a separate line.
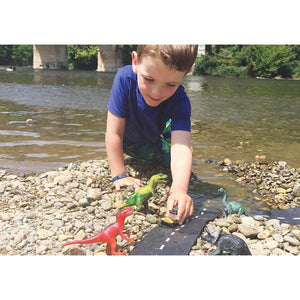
[105, 45, 198, 225]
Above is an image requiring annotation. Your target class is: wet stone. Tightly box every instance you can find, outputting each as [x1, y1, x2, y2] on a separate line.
[257, 230, 270, 240]
[215, 219, 231, 227]
[145, 214, 157, 224]
[79, 198, 89, 207]
[283, 235, 300, 246]
[52, 220, 64, 227]
[101, 199, 112, 211]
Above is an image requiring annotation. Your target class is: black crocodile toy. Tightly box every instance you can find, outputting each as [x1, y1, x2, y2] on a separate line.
[201, 228, 252, 255]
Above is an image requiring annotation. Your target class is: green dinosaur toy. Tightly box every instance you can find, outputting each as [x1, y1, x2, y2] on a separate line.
[218, 187, 249, 217]
[117, 173, 167, 212]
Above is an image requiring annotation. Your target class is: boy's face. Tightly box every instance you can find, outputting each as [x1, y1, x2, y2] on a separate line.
[132, 51, 186, 107]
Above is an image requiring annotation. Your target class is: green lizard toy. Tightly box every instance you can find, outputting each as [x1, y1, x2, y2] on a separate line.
[117, 173, 167, 212]
[218, 187, 249, 217]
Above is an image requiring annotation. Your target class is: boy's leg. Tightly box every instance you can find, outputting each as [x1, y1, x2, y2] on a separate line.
[157, 119, 171, 166]
[157, 138, 170, 166]
[123, 143, 160, 163]
[123, 119, 171, 166]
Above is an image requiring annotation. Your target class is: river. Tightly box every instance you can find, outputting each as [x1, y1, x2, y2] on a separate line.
[0, 67, 299, 209]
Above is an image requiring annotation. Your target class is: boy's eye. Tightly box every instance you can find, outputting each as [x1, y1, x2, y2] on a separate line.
[167, 83, 176, 87]
[144, 77, 154, 82]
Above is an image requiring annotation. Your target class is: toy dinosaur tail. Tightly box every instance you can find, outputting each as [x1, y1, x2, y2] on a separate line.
[201, 228, 221, 244]
[63, 234, 104, 247]
[116, 202, 128, 210]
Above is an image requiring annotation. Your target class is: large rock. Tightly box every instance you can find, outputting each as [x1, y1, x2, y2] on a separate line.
[272, 233, 284, 243]
[54, 175, 72, 185]
[146, 214, 157, 224]
[238, 224, 259, 238]
[257, 230, 270, 240]
[293, 181, 300, 196]
[101, 199, 112, 211]
[215, 219, 231, 227]
[265, 219, 280, 229]
[241, 216, 258, 227]
[283, 235, 300, 246]
[87, 188, 102, 200]
[62, 246, 86, 255]
[1, 213, 12, 221]
[265, 238, 278, 250]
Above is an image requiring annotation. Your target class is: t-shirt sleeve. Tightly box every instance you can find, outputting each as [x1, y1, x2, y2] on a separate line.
[107, 68, 129, 118]
[171, 85, 191, 132]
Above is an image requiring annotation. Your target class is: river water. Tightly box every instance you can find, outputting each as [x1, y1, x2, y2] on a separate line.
[0, 67, 299, 209]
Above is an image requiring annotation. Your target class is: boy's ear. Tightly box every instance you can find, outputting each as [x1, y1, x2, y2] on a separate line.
[186, 67, 193, 75]
[131, 51, 138, 74]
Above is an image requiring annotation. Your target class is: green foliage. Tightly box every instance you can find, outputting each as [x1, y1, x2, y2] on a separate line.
[194, 49, 247, 77]
[0, 45, 14, 65]
[0, 45, 32, 66]
[194, 45, 299, 79]
[67, 45, 98, 70]
[194, 55, 218, 75]
[241, 45, 295, 78]
[293, 61, 300, 78]
[11, 45, 33, 66]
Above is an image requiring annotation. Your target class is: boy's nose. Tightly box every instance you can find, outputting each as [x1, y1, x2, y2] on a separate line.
[150, 86, 162, 99]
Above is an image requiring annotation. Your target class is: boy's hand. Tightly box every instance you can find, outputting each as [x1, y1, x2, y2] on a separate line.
[114, 176, 142, 191]
[166, 192, 194, 225]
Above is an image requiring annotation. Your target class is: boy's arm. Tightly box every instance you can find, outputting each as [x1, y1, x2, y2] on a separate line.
[166, 130, 194, 225]
[105, 111, 141, 190]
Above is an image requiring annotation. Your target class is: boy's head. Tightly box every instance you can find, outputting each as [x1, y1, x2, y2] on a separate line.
[136, 45, 198, 74]
[132, 45, 198, 107]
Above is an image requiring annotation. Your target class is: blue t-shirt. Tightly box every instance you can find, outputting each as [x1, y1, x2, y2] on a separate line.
[107, 65, 191, 145]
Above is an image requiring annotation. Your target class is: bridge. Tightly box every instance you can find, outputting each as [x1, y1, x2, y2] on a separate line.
[33, 45, 122, 72]
[33, 45, 205, 72]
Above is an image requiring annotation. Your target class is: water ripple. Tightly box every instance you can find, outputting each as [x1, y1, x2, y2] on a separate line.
[0, 130, 40, 137]
[0, 140, 104, 147]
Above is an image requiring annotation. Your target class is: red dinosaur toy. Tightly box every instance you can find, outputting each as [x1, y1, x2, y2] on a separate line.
[63, 207, 135, 255]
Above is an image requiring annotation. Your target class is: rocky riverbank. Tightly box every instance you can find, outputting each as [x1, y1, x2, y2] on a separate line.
[0, 158, 300, 255]
[216, 158, 300, 210]
[192, 214, 300, 255]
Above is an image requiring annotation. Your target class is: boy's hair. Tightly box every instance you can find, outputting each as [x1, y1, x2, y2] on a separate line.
[136, 45, 198, 73]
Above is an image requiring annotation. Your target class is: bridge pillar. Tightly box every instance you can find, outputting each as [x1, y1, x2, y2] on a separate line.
[33, 45, 68, 70]
[97, 45, 122, 72]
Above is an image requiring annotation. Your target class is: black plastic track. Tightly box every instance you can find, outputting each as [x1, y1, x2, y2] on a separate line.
[250, 206, 300, 225]
[130, 209, 221, 255]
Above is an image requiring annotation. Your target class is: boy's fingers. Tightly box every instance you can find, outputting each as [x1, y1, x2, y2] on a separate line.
[129, 178, 141, 191]
[133, 178, 142, 188]
[177, 202, 186, 225]
[133, 178, 141, 184]
[133, 183, 140, 191]
[178, 198, 193, 225]
[166, 198, 177, 215]
[114, 177, 142, 191]
[189, 201, 194, 216]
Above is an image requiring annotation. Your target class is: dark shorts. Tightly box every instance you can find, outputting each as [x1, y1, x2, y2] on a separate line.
[124, 119, 171, 166]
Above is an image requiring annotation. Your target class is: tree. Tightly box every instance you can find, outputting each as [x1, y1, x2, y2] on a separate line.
[194, 45, 299, 79]
[242, 45, 295, 78]
[0, 45, 14, 65]
[67, 45, 98, 70]
[11, 45, 33, 66]
[0, 45, 32, 66]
